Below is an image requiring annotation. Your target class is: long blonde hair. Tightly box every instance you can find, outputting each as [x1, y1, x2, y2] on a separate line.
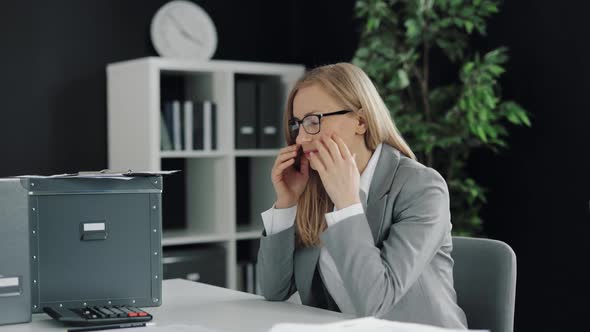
[284, 63, 415, 247]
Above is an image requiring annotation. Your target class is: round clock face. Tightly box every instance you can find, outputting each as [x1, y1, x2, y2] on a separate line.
[150, 1, 217, 59]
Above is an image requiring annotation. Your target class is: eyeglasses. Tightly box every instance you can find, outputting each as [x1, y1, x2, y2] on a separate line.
[289, 110, 353, 137]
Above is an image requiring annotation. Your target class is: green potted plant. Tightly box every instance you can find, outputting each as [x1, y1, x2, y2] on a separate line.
[353, 0, 531, 235]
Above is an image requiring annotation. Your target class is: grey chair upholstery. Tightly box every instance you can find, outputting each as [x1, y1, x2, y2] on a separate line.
[451, 236, 517, 332]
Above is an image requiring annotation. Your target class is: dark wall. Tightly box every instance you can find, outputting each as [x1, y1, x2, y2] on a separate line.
[1, 0, 588, 330]
[470, 1, 590, 330]
[0, 0, 358, 175]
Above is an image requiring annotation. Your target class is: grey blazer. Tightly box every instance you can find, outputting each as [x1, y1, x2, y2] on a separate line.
[257, 144, 468, 329]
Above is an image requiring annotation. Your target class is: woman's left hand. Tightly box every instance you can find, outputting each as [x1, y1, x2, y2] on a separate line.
[308, 133, 361, 210]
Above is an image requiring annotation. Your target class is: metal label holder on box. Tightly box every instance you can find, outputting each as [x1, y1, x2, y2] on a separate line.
[20, 175, 164, 313]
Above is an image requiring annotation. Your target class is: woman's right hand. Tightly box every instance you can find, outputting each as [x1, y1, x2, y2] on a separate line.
[271, 144, 310, 209]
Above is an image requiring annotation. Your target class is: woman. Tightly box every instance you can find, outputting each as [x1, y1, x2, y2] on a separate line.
[257, 63, 468, 329]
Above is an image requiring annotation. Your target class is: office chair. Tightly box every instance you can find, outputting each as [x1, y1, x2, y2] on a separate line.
[451, 236, 517, 332]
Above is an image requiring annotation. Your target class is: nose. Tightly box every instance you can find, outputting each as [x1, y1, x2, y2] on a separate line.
[295, 125, 311, 145]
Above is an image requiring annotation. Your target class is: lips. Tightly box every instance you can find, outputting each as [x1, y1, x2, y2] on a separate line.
[303, 150, 318, 158]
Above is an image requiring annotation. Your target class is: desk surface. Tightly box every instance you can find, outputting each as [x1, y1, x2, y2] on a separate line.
[1, 279, 347, 332]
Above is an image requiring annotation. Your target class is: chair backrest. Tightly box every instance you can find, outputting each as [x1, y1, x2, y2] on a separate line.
[451, 236, 517, 332]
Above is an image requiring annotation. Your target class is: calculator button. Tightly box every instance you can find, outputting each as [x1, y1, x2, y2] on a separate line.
[97, 307, 115, 318]
[87, 307, 102, 319]
[118, 307, 133, 314]
[109, 307, 125, 317]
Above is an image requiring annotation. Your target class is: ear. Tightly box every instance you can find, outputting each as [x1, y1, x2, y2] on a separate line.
[355, 112, 367, 135]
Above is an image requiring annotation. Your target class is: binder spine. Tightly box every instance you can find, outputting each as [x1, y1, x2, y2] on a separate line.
[183, 101, 193, 151]
[204, 101, 212, 151]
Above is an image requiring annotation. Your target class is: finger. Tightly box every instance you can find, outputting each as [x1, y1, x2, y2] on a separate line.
[272, 158, 295, 179]
[333, 135, 352, 160]
[308, 151, 326, 174]
[351, 153, 359, 175]
[276, 158, 295, 172]
[324, 134, 342, 161]
[314, 136, 334, 167]
[274, 145, 296, 168]
[274, 149, 298, 167]
[277, 144, 298, 156]
[279, 144, 300, 155]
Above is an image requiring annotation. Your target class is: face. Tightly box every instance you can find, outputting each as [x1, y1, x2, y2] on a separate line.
[291, 84, 366, 170]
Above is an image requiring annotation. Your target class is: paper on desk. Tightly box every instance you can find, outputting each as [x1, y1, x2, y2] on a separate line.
[116, 323, 221, 332]
[14, 170, 180, 180]
[269, 317, 488, 332]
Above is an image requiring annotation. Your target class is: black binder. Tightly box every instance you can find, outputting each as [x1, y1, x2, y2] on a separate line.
[257, 78, 284, 149]
[211, 102, 217, 150]
[235, 79, 257, 149]
[192, 101, 204, 150]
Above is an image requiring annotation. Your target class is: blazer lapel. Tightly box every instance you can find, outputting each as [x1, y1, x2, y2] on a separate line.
[364, 144, 401, 242]
[294, 244, 320, 305]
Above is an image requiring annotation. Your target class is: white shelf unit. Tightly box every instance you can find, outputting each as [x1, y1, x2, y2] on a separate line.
[107, 57, 304, 290]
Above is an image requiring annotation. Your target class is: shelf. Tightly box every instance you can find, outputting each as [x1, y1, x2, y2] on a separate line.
[234, 149, 279, 157]
[108, 57, 305, 290]
[160, 150, 228, 158]
[162, 150, 280, 158]
[109, 57, 305, 78]
[163, 229, 232, 246]
[235, 225, 264, 240]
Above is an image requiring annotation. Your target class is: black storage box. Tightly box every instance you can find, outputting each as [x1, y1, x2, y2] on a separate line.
[1, 176, 164, 314]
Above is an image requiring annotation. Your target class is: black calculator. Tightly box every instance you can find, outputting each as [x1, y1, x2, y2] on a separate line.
[44, 305, 153, 326]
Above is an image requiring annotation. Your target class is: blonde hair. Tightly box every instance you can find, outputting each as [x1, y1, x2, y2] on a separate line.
[284, 63, 416, 247]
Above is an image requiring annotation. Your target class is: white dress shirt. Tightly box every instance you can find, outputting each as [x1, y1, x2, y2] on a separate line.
[260, 143, 383, 315]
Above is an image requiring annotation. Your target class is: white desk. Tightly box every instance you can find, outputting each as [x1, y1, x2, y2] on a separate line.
[1, 279, 347, 332]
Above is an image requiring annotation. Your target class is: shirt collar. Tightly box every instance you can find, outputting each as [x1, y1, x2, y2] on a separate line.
[359, 143, 383, 201]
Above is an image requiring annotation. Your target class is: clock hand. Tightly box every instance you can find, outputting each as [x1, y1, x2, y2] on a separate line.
[168, 14, 204, 46]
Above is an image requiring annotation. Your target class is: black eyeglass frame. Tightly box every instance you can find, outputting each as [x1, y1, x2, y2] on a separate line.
[289, 109, 353, 136]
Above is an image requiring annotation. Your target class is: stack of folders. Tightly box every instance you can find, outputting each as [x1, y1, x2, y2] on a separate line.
[161, 100, 217, 151]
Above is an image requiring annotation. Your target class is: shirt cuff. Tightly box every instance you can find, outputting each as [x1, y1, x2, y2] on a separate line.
[261, 204, 297, 235]
[325, 203, 364, 227]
